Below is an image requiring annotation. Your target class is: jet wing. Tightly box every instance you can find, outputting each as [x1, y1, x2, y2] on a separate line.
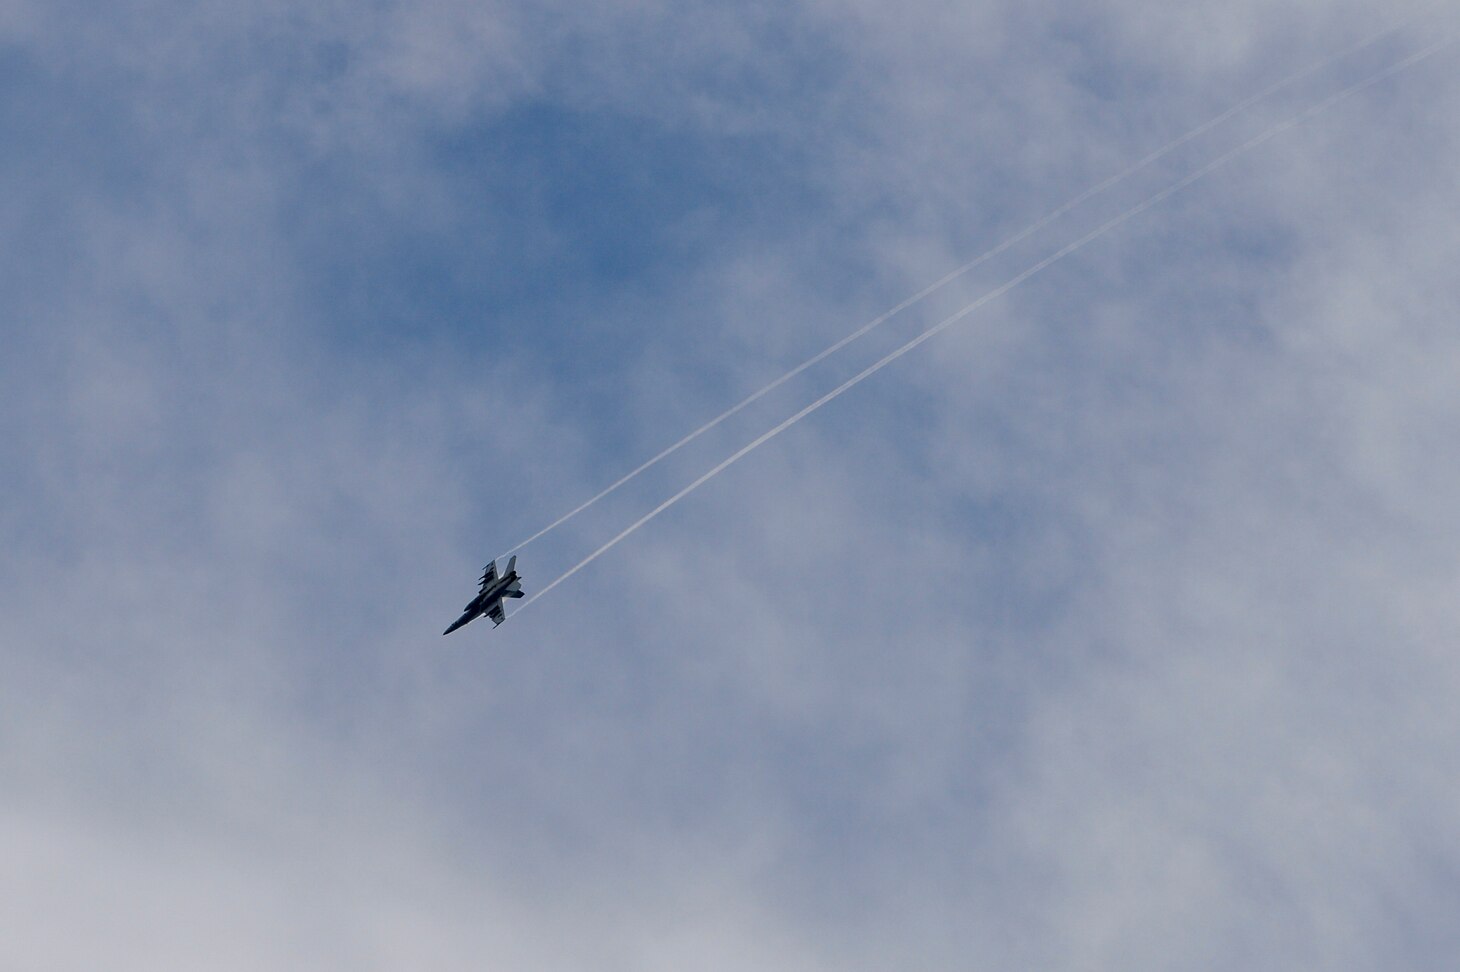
[486, 598, 508, 626]
[478, 561, 498, 593]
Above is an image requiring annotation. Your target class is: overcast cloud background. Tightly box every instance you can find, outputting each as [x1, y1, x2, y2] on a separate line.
[4, 1, 1459, 968]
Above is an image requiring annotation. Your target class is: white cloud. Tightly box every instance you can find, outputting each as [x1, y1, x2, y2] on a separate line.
[5, 1, 1460, 967]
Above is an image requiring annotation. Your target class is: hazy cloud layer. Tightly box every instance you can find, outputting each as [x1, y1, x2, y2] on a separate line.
[4, 2, 1458, 967]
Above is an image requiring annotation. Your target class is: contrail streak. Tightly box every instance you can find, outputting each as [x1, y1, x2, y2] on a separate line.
[512, 34, 1455, 616]
[493, 13, 1425, 563]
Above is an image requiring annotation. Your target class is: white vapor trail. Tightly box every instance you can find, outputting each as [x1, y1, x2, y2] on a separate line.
[493, 13, 1425, 563]
[510, 34, 1456, 616]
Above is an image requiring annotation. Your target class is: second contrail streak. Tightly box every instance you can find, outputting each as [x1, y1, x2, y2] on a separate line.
[512, 34, 1454, 616]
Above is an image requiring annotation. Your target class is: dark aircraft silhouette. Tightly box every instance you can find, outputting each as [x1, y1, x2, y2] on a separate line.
[443, 556, 524, 634]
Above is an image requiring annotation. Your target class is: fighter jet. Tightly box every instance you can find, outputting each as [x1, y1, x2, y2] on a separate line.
[442, 556, 524, 635]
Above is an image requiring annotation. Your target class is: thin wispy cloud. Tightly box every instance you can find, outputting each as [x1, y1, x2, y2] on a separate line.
[4, 2, 1458, 968]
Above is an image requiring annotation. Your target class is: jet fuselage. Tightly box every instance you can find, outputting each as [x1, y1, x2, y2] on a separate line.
[442, 558, 524, 635]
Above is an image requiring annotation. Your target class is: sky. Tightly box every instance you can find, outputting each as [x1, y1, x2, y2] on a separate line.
[4, 1, 1460, 968]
